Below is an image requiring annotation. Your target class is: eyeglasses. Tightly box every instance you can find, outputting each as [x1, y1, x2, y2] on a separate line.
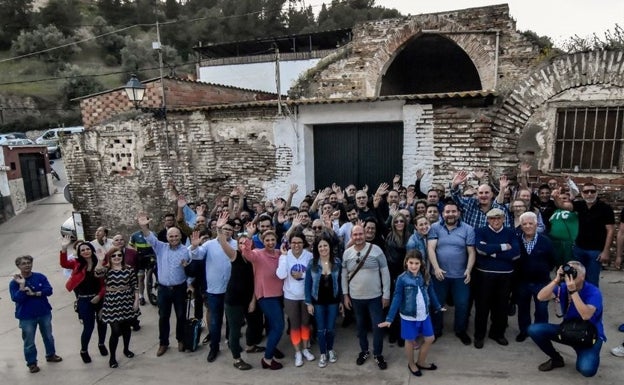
[356, 196, 367, 200]
[111, 253, 123, 258]
[582, 189, 597, 194]
[394, 220, 405, 224]
[312, 226, 323, 230]
[233, 222, 241, 226]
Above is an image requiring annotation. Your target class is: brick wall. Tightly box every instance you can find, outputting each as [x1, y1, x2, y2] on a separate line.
[79, 77, 277, 128]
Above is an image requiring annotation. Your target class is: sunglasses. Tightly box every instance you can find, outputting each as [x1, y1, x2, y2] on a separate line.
[394, 220, 405, 224]
[355, 251, 362, 264]
[312, 226, 323, 230]
[111, 253, 123, 258]
[582, 190, 597, 194]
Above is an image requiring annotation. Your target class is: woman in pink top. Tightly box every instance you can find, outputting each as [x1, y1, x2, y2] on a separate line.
[240, 224, 284, 370]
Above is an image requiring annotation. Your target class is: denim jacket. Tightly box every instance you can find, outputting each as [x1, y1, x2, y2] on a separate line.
[304, 259, 342, 304]
[385, 271, 441, 322]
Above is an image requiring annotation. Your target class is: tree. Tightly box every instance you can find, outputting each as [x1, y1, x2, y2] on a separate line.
[91, 16, 126, 64]
[38, 0, 81, 36]
[59, 65, 106, 109]
[11, 24, 80, 73]
[120, 36, 181, 80]
[0, 0, 34, 50]
[561, 24, 624, 52]
[164, 0, 181, 19]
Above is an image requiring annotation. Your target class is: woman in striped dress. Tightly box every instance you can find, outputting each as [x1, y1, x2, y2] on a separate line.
[98, 247, 140, 368]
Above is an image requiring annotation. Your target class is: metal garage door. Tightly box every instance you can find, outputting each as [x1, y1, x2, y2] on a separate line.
[313, 122, 403, 190]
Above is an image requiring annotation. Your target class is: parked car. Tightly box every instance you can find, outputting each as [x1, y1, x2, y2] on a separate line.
[2, 138, 35, 146]
[60, 216, 76, 240]
[35, 126, 84, 159]
[0, 132, 28, 144]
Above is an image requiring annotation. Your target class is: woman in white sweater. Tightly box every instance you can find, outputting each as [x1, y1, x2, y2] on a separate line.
[277, 232, 314, 367]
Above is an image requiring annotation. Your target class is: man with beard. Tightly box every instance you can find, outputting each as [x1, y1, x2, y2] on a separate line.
[427, 202, 476, 345]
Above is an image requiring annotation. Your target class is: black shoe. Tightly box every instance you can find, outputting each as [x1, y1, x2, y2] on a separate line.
[207, 348, 219, 363]
[408, 364, 422, 376]
[515, 333, 528, 342]
[538, 358, 564, 372]
[139, 297, 146, 306]
[132, 321, 141, 331]
[123, 350, 135, 358]
[356, 351, 370, 365]
[374, 355, 387, 370]
[109, 359, 118, 368]
[80, 351, 92, 363]
[98, 344, 109, 356]
[474, 339, 484, 349]
[397, 339, 405, 347]
[508, 303, 517, 316]
[489, 336, 509, 346]
[273, 348, 285, 359]
[456, 332, 472, 345]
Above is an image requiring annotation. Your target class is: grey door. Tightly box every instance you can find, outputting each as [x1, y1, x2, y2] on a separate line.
[313, 122, 403, 190]
[19, 154, 49, 202]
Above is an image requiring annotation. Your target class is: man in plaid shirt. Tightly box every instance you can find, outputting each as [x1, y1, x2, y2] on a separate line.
[450, 171, 511, 228]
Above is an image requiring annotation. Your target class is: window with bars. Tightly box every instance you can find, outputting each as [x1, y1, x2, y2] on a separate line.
[552, 106, 624, 173]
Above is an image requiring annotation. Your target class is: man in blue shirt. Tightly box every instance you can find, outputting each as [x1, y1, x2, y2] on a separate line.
[427, 202, 476, 345]
[529, 261, 605, 377]
[10, 255, 62, 373]
[190, 217, 237, 363]
[139, 212, 192, 357]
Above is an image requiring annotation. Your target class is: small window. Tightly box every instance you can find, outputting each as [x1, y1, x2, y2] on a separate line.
[552, 106, 624, 173]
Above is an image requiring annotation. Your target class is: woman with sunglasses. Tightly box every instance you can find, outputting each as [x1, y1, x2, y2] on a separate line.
[98, 247, 140, 368]
[60, 236, 107, 364]
[385, 212, 412, 346]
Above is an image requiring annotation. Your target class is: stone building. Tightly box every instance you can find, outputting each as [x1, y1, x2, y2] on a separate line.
[66, 4, 624, 237]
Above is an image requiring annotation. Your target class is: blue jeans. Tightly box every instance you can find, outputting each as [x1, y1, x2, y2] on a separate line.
[157, 284, 187, 346]
[431, 277, 470, 335]
[19, 314, 56, 366]
[314, 303, 339, 354]
[528, 322, 603, 377]
[351, 296, 384, 356]
[258, 297, 284, 360]
[76, 296, 107, 351]
[205, 293, 225, 350]
[516, 282, 549, 334]
[572, 246, 601, 287]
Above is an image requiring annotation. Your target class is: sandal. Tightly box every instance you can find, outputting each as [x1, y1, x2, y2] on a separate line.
[245, 345, 266, 353]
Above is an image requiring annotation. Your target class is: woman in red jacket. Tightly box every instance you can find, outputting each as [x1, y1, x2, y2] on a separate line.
[60, 236, 107, 363]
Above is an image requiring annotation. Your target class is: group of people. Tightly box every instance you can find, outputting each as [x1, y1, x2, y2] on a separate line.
[10, 167, 624, 378]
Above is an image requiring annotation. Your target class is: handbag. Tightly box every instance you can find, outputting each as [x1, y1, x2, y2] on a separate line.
[555, 291, 598, 348]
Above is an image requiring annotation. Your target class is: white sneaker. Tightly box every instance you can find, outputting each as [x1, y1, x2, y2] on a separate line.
[295, 351, 304, 367]
[611, 345, 624, 357]
[302, 348, 315, 361]
[318, 354, 327, 368]
[328, 350, 337, 363]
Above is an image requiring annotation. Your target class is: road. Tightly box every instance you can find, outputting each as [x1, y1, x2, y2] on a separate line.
[0, 185, 623, 384]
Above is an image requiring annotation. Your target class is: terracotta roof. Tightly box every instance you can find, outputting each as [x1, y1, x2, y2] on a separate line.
[168, 90, 497, 112]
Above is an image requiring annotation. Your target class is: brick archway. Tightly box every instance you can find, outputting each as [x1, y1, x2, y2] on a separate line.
[371, 17, 497, 96]
[491, 50, 624, 168]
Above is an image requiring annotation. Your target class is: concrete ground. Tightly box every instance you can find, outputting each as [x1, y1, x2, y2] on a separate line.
[0, 182, 623, 385]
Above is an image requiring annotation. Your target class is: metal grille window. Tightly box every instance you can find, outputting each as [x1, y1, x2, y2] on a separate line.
[553, 106, 624, 172]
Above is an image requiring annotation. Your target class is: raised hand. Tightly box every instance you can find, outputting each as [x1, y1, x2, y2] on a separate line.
[520, 162, 532, 174]
[245, 222, 257, 236]
[416, 169, 423, 180]
[237, 185, 246, 196]
[177, 194, 187, 208]
[376, 182, 389, 196]
[191, 230, 202, 248]
[362, 184, 368, 193]
[277, 210, 287, 224]
[452, 170, 468, 188]
[196, 204, 205, 217]
[61, 234, 73, 250]
[393, 174, 401, 185]
[290, 184, 298, 195]
[137, 212, 151, 227]
[499, 174, 509, 191]
[216, 212, 229, 228]
[473, 169, 486, 181]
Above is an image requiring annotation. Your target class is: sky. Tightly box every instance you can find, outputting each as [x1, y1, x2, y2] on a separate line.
[324, 0, 623, 47]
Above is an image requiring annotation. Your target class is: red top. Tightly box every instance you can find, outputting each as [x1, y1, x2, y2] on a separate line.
[60, 251, 106, 297]
[240, 239, 283, 300]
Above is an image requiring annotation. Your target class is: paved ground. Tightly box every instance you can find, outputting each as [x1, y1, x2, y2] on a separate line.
[0, 181, 623, 385]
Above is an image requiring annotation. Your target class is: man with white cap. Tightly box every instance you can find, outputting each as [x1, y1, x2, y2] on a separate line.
[473, 208, 520, 349]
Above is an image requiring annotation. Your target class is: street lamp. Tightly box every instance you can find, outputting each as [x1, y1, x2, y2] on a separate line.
[123, 74, 166, 119]
[123, 74, 145, 109]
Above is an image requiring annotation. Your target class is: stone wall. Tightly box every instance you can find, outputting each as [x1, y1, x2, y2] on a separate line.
[64, 108, 281, 237]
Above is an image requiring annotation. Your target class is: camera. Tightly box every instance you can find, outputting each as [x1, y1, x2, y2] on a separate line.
[559, 263, 578, 279]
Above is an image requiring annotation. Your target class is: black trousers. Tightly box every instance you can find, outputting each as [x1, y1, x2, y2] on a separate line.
[473, 270, 512, 340]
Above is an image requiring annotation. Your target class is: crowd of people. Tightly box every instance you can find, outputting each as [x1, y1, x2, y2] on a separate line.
[10, 166, 624, 377]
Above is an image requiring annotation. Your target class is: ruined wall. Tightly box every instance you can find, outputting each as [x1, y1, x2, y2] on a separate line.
[64, 108, 282, 237]
[293, 4, 538, 99]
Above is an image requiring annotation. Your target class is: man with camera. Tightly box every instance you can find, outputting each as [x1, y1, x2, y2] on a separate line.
[528, 261, 605, 377]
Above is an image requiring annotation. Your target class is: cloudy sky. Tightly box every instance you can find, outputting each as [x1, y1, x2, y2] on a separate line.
[372, 0, 622, 46]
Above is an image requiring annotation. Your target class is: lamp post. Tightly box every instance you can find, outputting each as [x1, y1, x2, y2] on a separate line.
[123, 74, 166, 119]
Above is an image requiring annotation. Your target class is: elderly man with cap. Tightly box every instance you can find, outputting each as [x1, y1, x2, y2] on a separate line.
[473, 208, 520, 349]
